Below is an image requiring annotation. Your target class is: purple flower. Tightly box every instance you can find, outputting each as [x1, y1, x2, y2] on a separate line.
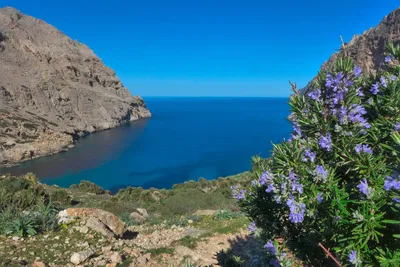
[308, 88, 321, 101]
[248, 221, 257, 233]
[264, 240, 276, 255]
[362, 144, 372, 154]
[251, 180, 258, 187]
[316, 193, 323, 203]
[287, 197, 306, 223]
[391, 75, 397, 81]
[230, 185, 246, 200]
[266, 184, 276, 193]
[380, 77, 387, 88]
[384, 176, 400, 191]
[292, 121, 302, 136]
[353, 66, 362, 77]
[289, 171, 296, 180]
[338, 106, 348, 124]
[355, 87, 364, 97]
[385, 55, 394, 63]
[303, 148, 316, 162]
[394, 198, 400, 203]
[355, 144, 362, 153]
[357, 178, 372, 198]
[237, 190, 246, 200]
[291, 181, 303, 194]
[395, 122, 400, 132]
[269, 259, 280, 267]
[355, 144, 372, 154]
[259, 171, 273, 185]
[319, 133, 332, 152]
[316, 165, 328, 182]
[371, 83, 380, 95]
[349, 250, 361, 265]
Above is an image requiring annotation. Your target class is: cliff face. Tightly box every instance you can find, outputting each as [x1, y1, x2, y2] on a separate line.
[0, 7, 151, 166]
[303, 7, 400, 93]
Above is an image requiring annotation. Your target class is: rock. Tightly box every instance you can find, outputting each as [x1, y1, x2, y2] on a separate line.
[102, 246, 112, 254]
[32, 260, 47, 267]
[86, 217, 115, 239]
[123, 247, 141, 257]
[130, 208, 149, 223]
[106, 264, 117, 267]
[58, 208, 125, 237]
[136, 208, 148, 219]
[75, 226, 89, 234]
[0, 7, 151, 166]
[12, 236, 20, 241]
[70, 249, 95, 265]
[136, 255, 148, 265]
[110, 252, 123, 263]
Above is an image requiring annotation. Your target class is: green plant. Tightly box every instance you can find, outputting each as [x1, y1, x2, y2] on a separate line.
[50, 189, 71, 205]
[10, 215, 37, 237]
[214, 210, 244, 221]
[33, 202, 59, 233]
[119, 213, 138, 226]
[235, 43, 400, 266]
[70, 180, 107, 195]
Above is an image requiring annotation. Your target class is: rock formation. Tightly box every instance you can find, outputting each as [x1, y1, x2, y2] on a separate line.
[303, 7, 400, 93]
[0, 7, 151, 166]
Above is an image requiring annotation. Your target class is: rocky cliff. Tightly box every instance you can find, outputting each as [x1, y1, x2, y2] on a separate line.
[303, 7, 400, 93]
[0, 7, 151, 166]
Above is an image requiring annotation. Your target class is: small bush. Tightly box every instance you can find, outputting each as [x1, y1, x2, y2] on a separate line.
[50, 189, 71, 205]
[70, 180, 106, 195]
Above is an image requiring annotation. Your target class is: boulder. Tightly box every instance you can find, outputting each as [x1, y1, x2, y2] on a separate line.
[70, 249, 95, 265]
[130, 208, 149, 223]
[110, 252, 123, 263]
[58, 208, 125, 237]
[85, 217, 115, 239]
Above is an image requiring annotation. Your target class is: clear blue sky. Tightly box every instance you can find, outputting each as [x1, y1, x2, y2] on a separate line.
[2, 1, 399, 97]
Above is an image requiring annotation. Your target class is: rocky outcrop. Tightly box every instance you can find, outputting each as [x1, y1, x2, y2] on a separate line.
[0, 7, 151, 166]
[303, 7, 400, 93]
[58, 208, 126, 237]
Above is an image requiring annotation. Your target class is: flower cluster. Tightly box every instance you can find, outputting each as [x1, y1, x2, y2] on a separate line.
[354, 144, 372, 154]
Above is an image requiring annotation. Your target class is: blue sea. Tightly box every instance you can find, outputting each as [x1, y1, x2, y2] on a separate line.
[0, 97, 292, 191]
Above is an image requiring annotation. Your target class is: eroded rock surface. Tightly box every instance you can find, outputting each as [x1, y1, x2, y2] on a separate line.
[0, 7, 151, 166]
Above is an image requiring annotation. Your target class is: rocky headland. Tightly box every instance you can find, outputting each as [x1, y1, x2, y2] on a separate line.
[0, 7, 151, 166]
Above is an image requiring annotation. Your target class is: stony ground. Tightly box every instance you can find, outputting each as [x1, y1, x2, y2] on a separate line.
[0, 213, 266, 267]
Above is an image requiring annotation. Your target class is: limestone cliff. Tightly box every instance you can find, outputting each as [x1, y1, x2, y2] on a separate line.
[303, 7, 400, 93]
[0, 7, 151, 166]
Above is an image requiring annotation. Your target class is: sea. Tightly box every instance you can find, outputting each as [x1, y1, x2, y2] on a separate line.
[0, 97, 292, 191]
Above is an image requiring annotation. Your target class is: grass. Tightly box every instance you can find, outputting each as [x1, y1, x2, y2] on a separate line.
[146, 247, 175, 256]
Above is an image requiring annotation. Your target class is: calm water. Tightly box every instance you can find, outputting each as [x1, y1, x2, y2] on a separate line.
[0, 97, 292, 191]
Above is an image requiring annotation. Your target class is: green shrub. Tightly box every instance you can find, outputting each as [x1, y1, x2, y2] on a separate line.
[70, 180, 106, 195]
[9, 215, 37, 237]
[236, 44, 400, 266]
[50, 189, 71, 205]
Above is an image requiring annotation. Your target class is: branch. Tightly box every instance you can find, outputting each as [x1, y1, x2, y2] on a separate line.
[318, 242, 342, 267]
[288, 80, 299, 95]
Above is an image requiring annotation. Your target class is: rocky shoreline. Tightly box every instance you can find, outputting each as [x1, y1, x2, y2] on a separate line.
[0, 7, 151, 167]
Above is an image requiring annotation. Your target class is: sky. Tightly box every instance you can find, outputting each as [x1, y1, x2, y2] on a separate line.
[1, 0, 399, 97]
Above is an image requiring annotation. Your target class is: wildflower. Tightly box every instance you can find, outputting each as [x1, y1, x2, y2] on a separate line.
[264, 240, 276, 255]
[357, 178, 372, 198]
[291, 181, 303, 194]
[355, 144, 372, 154]
[288, 171, 296, 180]
[236, 189, 246, 200]
[251, 180, 258, 187]
[287, 197, 306, 223]
[395, 122, 400, 132]
[269, 259, 280, 267]
[315, 165, 328, 182]
[316, 193, 323, 203]
[259, 171, 273, 185]
[391, 75, 397, 81]
[302, 148, 316, 162]
[353, 66, 362, 77]
[385, 55, 394, 63]
[338, 106, 348, 124]
[355, 87, 364, 97]
[367, 98, 373, 104]
[307, 88, 321, 101]
[266, 184, 276, 193]
[349, 250, 362, 265]
[380, 76, 387, 87]
[393, 198, 400, 203]
[371, 83, 380, 95]
[248, 221, 257, 233]
[384, 176, 400, 190]
[319, 133, 332, 152]
[230, 185, 246, 200]
[292, 121, 302, 136]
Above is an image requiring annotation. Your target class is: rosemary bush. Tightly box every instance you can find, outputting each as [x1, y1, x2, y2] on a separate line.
[235, 44, 400, 266]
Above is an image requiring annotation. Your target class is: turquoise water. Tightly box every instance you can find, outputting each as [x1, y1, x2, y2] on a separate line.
[0, 97, 292, 191]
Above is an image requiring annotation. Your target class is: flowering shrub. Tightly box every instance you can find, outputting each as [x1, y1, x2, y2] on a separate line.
[235, 43, 400, 266]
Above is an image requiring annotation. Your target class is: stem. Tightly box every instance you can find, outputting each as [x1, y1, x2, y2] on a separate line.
[318, 242, 342, 267]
